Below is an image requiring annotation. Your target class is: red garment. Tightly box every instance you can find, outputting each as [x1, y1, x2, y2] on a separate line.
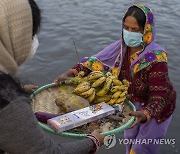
[72, 50, 176, 124]
[119, 49, 176, 124]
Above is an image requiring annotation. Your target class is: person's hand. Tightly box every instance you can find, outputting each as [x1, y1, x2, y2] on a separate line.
[128, 111, 147, 129]
[23, 84, 39, 94]
[91, 129, 105, 146]
[53, 71, 74, 85]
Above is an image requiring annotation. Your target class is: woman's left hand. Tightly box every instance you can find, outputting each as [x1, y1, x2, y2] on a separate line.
[128, 111, 147, 129]
[23, 84, 39, 94]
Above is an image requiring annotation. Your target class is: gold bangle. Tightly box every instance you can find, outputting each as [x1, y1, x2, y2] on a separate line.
[140, 109, 151, 122]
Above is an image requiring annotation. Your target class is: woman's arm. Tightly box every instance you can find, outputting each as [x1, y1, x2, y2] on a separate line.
[0, 96, 96, 154]
[54, 64, 91, 84]
[144, 62, 174, 121]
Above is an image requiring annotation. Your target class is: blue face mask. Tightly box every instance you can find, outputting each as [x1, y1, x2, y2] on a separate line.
[123, 29, 143, 47]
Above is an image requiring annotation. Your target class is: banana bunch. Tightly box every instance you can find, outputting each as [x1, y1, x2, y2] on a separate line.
[107, 79, 130, 106]
[70, 71, 130, 105]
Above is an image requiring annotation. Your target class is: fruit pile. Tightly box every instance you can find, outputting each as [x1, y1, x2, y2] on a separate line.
[64, 71, 130, 106]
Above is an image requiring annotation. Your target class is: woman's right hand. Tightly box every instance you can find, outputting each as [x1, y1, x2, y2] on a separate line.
[91, 129, 105, 146]
[53, 71, 74, 85]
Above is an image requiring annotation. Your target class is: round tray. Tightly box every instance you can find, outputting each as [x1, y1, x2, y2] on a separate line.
[30, 83, 136, 139]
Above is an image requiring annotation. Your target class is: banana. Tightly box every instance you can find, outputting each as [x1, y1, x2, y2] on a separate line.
[87, 90, 96, 103]
[112, 91, 122, 99]
[80, 88, 95, 98]
[116, 97, 126, 104]
[105, 72, 112, 77]
[109, 75, 117, 80]
[87, 72, 104, 81]
[73, 84, 91, 94]
[111, 85, 127, 93]
[119, 91, 128, 98]
[112, 79, 123, 86]
[64, 77, 82, 85]
[122, 79, 130, 87]
[107, 98, 118, 106]
[91, 76, 106, 88]
[76, 81, 90, 89]
[124, 87, 128, 91]
[96, 77, 112, 96]
[77, 71, 85, 78]
[88, 71, 104, 77]
[94, 95, 112, 103]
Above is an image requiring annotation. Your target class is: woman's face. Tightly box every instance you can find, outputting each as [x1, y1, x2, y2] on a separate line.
[124, 16, 143, 34]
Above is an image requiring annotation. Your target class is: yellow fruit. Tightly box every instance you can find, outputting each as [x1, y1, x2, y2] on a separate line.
[64, 77, 82, 85]
[111, 85, 126, 93]
[96, 77, 112, 96]
[107, 98, 118, 105]
[77, 71, 85, 78]
[80, 88, 95, 98]
[87, 72, 104, 81]
[122, 79, 130, 87]
[88, 71, 104, 76]
[124, 87, 128, 91]
[76, 81, 90, 88]
[73, 84, 91, 94]
[105, 72, 112, 77]
[112, 79, 123, 86]
[112, 91, 122, 99]
[91, 76, 106, 88]
[119, 91, 128, 98]
[116, 97, 126, 104]
[94, 95, 112, 103]
[87, 90, 96, 103]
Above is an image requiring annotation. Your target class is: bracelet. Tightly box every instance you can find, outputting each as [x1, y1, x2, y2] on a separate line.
[87, 134, 100, 147]
[69, 69, 79, 76]
[86, 134, 100, 154]
[140, 109, 151, 122]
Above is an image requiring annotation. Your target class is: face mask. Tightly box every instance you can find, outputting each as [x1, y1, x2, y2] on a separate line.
[27, 35, 39, 60]
[123, 29, 143, 47]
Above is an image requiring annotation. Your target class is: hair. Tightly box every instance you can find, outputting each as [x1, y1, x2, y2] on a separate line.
[123, 6, 146, 31]
[28, 0, 41, 36]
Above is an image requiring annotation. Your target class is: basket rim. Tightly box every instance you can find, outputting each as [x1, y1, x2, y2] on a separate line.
[30, 83, 136, 139]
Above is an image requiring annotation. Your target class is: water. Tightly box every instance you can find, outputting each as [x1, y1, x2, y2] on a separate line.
[18, 0, 180, 153]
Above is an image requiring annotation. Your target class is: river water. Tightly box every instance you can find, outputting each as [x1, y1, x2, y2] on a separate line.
[18, 0, 180, 153]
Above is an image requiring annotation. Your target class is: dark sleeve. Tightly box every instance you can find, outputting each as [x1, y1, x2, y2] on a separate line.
[72, 63, 91, 76]
[144, 62, 170, 119]
[0, 96, 94, 154]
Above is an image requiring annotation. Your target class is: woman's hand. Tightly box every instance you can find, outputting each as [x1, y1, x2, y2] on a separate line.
[53, 71, 74, 85]
[91, 129, 105, 146]
[23, 84, 39, 94]
[129, 111, 147, 129]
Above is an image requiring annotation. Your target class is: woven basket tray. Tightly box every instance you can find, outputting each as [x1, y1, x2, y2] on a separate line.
[30, 83, 136, 139]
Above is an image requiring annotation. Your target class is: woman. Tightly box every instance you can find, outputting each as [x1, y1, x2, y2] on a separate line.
[55, 4, 176, 154]
[0, 0, 105, 153]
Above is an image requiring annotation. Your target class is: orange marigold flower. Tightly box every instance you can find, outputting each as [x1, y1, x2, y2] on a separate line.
[156, 55, 163, 61]
[162, 52, 167, 58]
[111, 67, 119, 76]
[145, 24, 151, 32]
[83, 61, 91, 68]
[130, 58, 134, 64]
[162, 52, 168, 61]
[143, 32, 153, 44]
[133, 63, 140, 74]
[92, 61, 103, 71]
[131, 53, 138, 60]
